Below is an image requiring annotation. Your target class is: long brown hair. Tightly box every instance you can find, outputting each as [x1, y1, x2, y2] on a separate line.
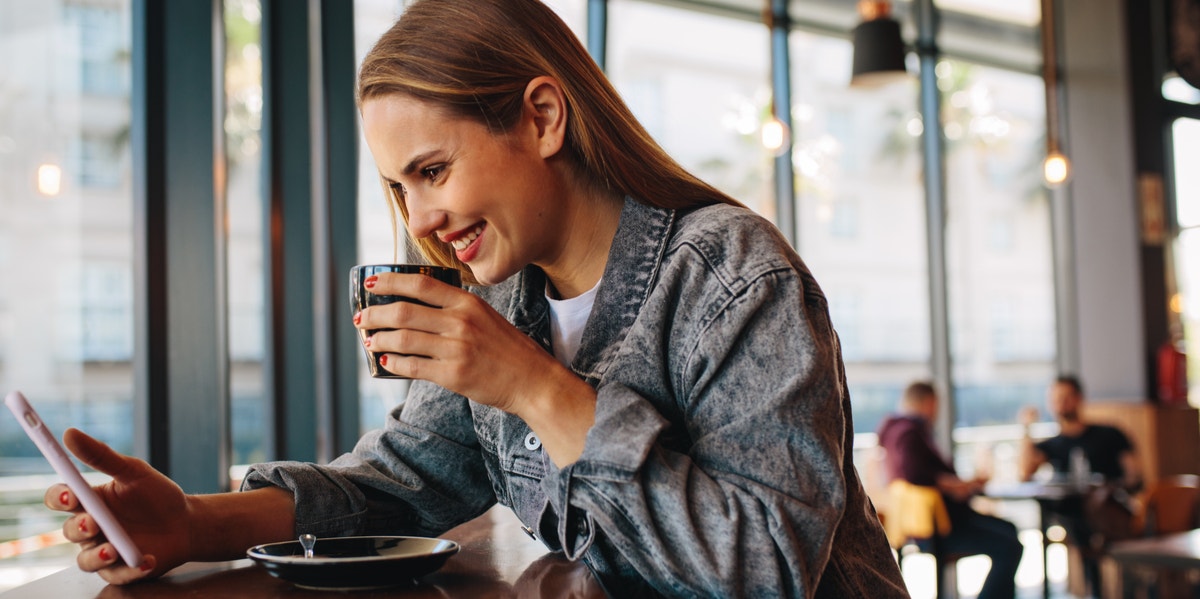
[358, 0, 742, 282]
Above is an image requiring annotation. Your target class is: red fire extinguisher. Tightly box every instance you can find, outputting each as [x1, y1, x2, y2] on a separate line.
[1158, 338, 1188, 404]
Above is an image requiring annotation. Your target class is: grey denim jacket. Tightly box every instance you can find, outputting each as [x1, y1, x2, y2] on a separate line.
[243, 198, 909, 598]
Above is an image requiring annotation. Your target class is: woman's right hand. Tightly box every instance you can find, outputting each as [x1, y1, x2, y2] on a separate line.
[43, 428, 193, 584]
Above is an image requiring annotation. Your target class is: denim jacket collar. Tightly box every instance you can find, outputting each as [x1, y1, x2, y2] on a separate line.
[507, 198, 676, 387]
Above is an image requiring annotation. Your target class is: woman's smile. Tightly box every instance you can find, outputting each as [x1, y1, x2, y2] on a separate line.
[447, 223, 486, 261]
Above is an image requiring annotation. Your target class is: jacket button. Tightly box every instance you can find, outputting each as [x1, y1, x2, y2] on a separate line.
[524, 432, 541, 451]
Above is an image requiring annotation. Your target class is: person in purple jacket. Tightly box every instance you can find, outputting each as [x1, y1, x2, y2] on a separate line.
[877, 381, 1024, 599]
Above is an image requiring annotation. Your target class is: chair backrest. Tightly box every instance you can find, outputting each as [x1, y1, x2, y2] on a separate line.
[883, 479, 951, 549]
[1137, 473, 1200, 535]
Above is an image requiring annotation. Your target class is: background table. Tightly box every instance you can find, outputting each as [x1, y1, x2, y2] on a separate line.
[1106, 528, 1200, 597]
[984, 480, 1086, 598]
[0, 505, 606, 598]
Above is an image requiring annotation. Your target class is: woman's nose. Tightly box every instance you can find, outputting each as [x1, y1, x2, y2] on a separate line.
[404, 195, 447, 240]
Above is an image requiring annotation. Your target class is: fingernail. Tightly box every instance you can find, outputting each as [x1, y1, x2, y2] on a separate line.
[380, 354, 389, 366]
[59, 490, 70, 506]
[364, 275, 378, 289]
[141, 562, 153, 572]
[363, 336, 372, 348]
[79, 518, 89, 534]
[99, 547, 111, 561]
[353, 311, 362, 325]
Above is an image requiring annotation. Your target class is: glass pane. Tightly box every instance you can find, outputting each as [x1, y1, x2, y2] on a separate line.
[607, 0, 773, 218]
[789, 31, 930, 440]
[941, 61, 1055, 476]
[933, 0, 1039, 26]
[225, 0, 267, 477]
[1173, 118, 1200, 405]
[1163, 75, 1200, 105]
[351, 0, 587, 431]
[0, 0, 134, 587]
[1175, 118, 1200, 229]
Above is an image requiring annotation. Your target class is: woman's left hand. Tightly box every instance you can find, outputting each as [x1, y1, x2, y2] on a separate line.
[355, 272, 597, 465]
[353, 272, 567, 414]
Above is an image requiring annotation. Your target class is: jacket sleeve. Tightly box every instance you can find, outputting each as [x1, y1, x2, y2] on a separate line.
[241, 381, 496, 538]
[542, 264, 864, 598]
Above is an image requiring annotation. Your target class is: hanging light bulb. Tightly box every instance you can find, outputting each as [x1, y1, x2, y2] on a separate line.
[761, 116, 791, 156]
[1042, 150, 1071, 187]
[1040, 0, 1071, 188]
[36, 163, 63, 197]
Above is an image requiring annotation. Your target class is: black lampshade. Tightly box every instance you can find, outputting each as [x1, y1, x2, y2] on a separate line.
[850, 17, 908, 87]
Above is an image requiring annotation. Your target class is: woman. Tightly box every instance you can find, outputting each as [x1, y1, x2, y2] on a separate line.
[47, 0, 907, 596]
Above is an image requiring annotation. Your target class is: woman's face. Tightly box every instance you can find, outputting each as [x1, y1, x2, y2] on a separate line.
[361, 93, 569, 286]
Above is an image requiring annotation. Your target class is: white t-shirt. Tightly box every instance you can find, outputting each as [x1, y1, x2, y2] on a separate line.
[546, 278, 601, 366]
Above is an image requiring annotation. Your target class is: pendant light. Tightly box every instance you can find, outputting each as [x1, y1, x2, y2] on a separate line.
[850, 1, 909, 88]
[1041, 0, 1071, 187]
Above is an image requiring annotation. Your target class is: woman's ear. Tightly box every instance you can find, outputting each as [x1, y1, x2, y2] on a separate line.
[524, 76, 567, 159]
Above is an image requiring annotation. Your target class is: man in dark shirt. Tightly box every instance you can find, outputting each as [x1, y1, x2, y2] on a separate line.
[1018, 375, 1140, 487]
[1018, 374, 1141, 598]
[878, 381, 1023, 599]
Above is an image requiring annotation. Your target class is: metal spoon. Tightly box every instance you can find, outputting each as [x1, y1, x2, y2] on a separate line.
[299, 533, 316, 559]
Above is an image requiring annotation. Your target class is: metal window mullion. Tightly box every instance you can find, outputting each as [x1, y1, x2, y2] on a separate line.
[132, 0, 229, 493]
[914, 0, 955, 452]
[768, 0, 796, 246]
[262, 0, 318, 463]
[318, 0, 361, 458]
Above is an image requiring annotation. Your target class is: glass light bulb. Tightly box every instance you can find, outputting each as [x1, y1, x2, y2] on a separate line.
[1043, 151, 1071, 187]
[761, 117, 790, 156]
[37, 163, 63, 197]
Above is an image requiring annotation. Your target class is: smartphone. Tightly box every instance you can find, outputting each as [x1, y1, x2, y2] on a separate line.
[4, 390, 143, 568]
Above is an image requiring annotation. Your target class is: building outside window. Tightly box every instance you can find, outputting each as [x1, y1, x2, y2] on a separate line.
[0, 0, 134, 589]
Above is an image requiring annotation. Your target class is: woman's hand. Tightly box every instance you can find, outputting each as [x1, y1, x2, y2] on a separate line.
[355, 272, 564, 413]
[44, 428, 192, 584]
[355, 272, 596, 465]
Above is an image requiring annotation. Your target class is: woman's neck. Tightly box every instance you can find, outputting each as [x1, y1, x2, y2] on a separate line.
[542, 188, 623, 300]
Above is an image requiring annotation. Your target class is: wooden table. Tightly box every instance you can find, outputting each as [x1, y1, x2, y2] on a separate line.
[0, 506, 606, 598]
[1106, 528, 1200, 597]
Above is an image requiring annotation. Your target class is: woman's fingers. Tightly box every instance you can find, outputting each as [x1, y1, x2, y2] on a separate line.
[63, 428, 140, 480]
[77, 544, 155, 583]
[62, 513, 100, 543]
[365, 272, 460, 307]
[44, 483, 77, 512]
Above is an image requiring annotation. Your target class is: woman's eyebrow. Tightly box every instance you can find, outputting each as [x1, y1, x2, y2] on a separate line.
[401, 150, 440, 176]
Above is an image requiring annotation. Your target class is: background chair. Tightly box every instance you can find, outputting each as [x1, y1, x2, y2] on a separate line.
[1136, 474, 1200, 536]
[1115, 474, 1200, 598]
[883, 479, 963, 599]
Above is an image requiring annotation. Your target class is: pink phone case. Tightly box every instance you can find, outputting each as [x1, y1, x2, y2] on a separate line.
[4, 391, 143, 568]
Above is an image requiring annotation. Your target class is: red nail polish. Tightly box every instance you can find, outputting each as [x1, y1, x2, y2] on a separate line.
[364, 337, 372, 348]
[141, 562, 153, 572]
[60, 490, 70, 506]
[380, 354, 389, 366]
[79, 519, 89, 534]
[99, 547, 111, 561]
[364, 275, 378, 289]
[353, 311, 362, 325]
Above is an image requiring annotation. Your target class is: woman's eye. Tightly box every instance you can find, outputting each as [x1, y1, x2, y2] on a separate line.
[422, 165, 445, 181]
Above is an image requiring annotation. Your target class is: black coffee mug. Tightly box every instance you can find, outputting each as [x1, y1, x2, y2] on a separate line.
[349, 264, 463, 378]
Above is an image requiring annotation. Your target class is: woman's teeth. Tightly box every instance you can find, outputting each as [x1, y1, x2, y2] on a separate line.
[450, 226, 483, 251]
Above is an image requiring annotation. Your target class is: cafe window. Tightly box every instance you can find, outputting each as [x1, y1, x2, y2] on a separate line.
[0, 0, 134, 589]
[225, 0, 268, 470]
[944, 60, 1056, 425]
[607, 0, 774, 219]
[789, 29, 929, 437]
[1173, 117, 1199, 405]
